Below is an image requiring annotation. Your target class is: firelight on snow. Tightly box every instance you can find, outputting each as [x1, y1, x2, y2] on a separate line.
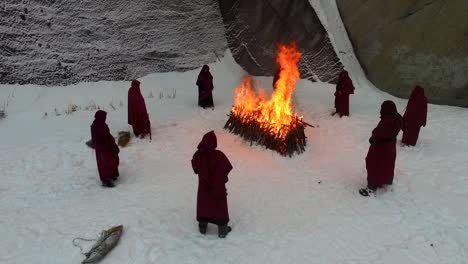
[224, 42, 308, 156]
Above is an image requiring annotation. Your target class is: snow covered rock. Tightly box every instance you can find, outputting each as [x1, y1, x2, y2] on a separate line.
[0, 0, 227, 85]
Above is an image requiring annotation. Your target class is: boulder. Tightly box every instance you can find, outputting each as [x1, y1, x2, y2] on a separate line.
[337, 0, 468, 106]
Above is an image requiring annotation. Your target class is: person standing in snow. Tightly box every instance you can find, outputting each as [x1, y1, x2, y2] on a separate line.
[333, 70, 355, 117]
[128, 80, 151, 138]
[191, 131, 233, 238]
[91, 110, 120, 188]
[360, 101, 403, 196]
[402, 85, 428, 146]
[272, 67, 280, 90]
[196, 65, 214, 109]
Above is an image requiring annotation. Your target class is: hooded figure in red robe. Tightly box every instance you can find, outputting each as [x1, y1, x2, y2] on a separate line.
[196, 65, 214, 109]
[365, 101, 403, 191]
[191, 131, 233, 238]
[272, 67, 280, 90]
[334, 70, 355, 117]
[91, 110, 120, 187]
[402, 85, 427, 146]
[128, 80, 151, 138]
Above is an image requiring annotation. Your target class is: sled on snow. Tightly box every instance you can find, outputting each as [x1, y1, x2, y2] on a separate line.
[74, 225, 123, 264]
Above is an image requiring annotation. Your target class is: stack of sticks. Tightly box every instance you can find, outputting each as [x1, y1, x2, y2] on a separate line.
[224, 109, 307, 157]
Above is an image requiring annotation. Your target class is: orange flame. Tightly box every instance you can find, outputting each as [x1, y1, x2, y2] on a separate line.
[232, 42, 303, 138]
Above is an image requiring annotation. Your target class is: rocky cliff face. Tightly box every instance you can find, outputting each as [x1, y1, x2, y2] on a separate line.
[0, 0, 226, 85]
[337, 0, 468, 106]
[218, 0, 343, 84]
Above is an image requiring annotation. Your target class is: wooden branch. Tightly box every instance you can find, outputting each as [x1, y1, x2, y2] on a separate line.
[224, 112, 307, 156]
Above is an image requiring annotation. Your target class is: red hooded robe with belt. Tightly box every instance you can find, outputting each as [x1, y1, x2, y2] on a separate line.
[191, 131, 232, 225]
[334, 70, 355, 117]
[128, 80, 151, 137]
[402, 85, 427, 146]
[91, 110, 120, 183]
[196, 65, 214, 108]
[366, 101, 403, 189]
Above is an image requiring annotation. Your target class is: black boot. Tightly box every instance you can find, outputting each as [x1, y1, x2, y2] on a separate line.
[359, 188, 369, 196]
[359, 185, 376, 196]
[102, 181, 115, 188]
[198, 222, 207, 235]
[218, 225, 232, 238]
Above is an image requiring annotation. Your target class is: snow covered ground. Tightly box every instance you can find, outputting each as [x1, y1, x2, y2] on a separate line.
[2, 49, 468, 263]
[1, 1, 468, 263]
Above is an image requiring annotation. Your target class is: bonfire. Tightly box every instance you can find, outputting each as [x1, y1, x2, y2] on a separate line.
[224, 42, 310, 156]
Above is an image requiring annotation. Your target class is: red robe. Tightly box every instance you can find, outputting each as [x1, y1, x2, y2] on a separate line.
[128, 80, 151, 137]
[196, 65, 214, 108]
[366, 101, 402, 190]
[191, 131, 232, 225]
[402, 85, 427, 146]
[272, 68, 280, 90]
[91, 110, 120, 183]
[334, 70, 355, 117]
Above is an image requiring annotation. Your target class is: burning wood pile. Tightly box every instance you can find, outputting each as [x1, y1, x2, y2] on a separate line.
[224, 42, 309, 157]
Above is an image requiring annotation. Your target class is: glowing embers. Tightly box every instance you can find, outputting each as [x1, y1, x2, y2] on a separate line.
[224, 42, 308, 156]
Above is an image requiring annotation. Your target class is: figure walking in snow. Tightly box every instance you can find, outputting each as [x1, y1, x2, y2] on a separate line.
[91, 110, 120, 188]
[360, 101, 403, 196]
[196, 65, 214, 109]
[333, 70, 355, 117]
[272, 67, 280, 90]
[402, 85, 427, 146]
[191, 131, 233, 238]
[128, 80, 151, 138]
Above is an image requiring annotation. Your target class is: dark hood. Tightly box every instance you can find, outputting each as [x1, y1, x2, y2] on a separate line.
[94, 110, 107, 122]
[380, 100, 399, 117]
[197, 130, 217, 151]
[411, 85, 425, 97]
[131, 79, 141, 90]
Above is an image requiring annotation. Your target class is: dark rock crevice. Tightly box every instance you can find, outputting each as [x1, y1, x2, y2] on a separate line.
[397, 0, 442, 20]
[217, 0, 343, 84]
